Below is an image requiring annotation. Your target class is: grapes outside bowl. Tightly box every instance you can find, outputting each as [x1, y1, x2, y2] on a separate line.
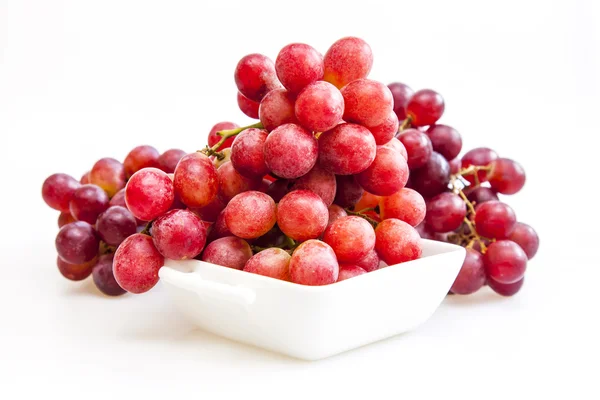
[158, 239, 465, 361]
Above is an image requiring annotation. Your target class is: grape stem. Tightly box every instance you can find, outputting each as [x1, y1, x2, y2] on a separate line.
[199, 122, 264, 159]
[456, 164, 492, 187]
[398, 116, 412, 132]
[345, 208, 379, 228]
[140, 220, 154, 236]
[251, 235, 297, 254]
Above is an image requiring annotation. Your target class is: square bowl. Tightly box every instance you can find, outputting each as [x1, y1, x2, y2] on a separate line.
[158, 239, 465, 361]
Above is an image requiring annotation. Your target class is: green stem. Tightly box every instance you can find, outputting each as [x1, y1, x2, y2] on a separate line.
[398, 116, 412, 132]
[140, 220, 154, 236]
[345, 208, 379, 228]
[199, 122, 263, 158]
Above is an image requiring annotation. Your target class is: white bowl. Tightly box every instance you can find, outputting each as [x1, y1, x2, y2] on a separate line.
[158, 239, 465, 361]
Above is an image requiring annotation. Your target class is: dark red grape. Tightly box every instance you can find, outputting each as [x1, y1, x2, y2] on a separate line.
[266, 179, 293, 203]
[387, 82, 414, 120]
[237, 92, 260, 119]
[125, 168, 175, 221]
[450, 248, 486, 295]
[157, 149, 187, 173]
[189, 195, 226, 223]
[398, 129, 433, 169]
[487, 158, 526, 194]
[42, 173, 81, 212]
[508, 222, 539, 259]
[70, 184, 110, 224]
[124, 146, 160, 179]
[56, 221, 99, 265]
[92, 254, 126, 296]
[207, 210, 232, 241]
[484, 240, 527, 284]
[58, 212, 75, 228]
[405, 89, 445, 126]
[474, 201, 517, 239]
[466, 186, 499, 205]
[152, 209, 207, 260]
[333, 175, 364, 208]
[426, 124, 462, 161]
[488, 277, 524, 296]
[234, 53, 281, 102]
[449, 157, 461, 175]
[425, 192, 467, 233]
[57, 256, 97, 281]
[292, 164, 336, 206]
[323, 37, 373, 89]
[96, 206, 137, 246]
[275, 43, 323, 94]
[410, 152, 451, 198]
[327, 204, 347, 226]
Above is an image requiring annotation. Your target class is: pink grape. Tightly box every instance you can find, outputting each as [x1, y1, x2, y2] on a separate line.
[234, 53, 281, 102]
[201, 236, 252, 270]
[369, 111, 399, 145]
[382, 137, 408, 160]
[461, 147, 498, 185]
[291, 164, 336, 206]
[323, 37, 373, 89]
[224, 191, 277, 239]
[89, 158, 126, 197]
[341, 79, 393, 127]
[113, 233, 164, 294]
[398, 129, 433, 169]
[487, 158, 526, 194]
[42, 173, 81, 212]
[289, 240, 339, 285]
[126, 168, 174, 221]
[474, 201, 517, 239]
[189, 196, 226, 223]
[294, 81, 344, 132]
[124, 146, 160, 179]
[466, 186, 498, 205]
[243, 248, 291, 281]
[277, 190, 328, 242]
[264, 123, 318, 179]
[323, 216, 375, 262]
[69, 184, 110, 224]
[258, 88, 298, 132]
[450, 248, 486, 295]
[92, 254, 126, 296]
[410, 152, 451, 198]
[333, 175, 364, 208]
[57, 256, 97, 281]
[375, 219, 422, 265]
[275, 43, 324, 94]
[55, 221, 99, 264]
[237, 91, 260, 119]
[217, 161, 261, 202]
[425, 192, 467, 233]
[266, 179, 293, 203]
[356, 146, 409, 196]
[406, 89, 445, 126]
[337, 265, 367, 282]
[426, 124, 462, 161]
[327, 204, 347, 226]
[355, 249, 380, 272]
[173, 152, 219, 208]
[151, 209, 207, 260]
[230, 128, 269, 178]
[318, 123, 376, 175]
[508, 222, 539, 259]
[387, 82, 414, 120]
[484, 240, 527, 284]
[379, 188, 426, 227]
[96, 206, 137, 246]
[488, 277, 524, 296]
[58, 212, 75, 228]
[157, 149, 187, 173]
[207, 121, 239, 150]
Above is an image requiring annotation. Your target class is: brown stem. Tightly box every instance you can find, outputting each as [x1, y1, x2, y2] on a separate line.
[398, 116, 412, 132]
[140, 220, 154, 236]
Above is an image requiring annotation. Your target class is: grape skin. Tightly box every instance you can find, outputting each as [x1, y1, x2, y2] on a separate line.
[277, 190, 328, 242]
[488, 277, 524, 296]
[387, 82, 414, 120]
[405, 89, 445, 127]
[237, 92, 260, 119]
[189, 196, 226, 223]
[426, 124, 462, 161]
[92, 254, 126, 296]
[124, 146, 160, 179]
[382, 137, 408, 160]
[234, 53, 281, 102]
[224, 191, 277, 239]
[327, 204, 347, 226]
[508, 222, 539, 259]
[323, 216, 375, 263]
[333, 175, 364, 209]
[355, 249, 380, 272]
[379, 188, 426, 227]
[337, 265, 367, 282]
[410, 152, 451, 198]
[152, 209, 207, 260]
[207, 210, 232, 241]
[217, 161, 261, 202]
[341, 79, 393, 127]
[96, 206, 137, 246]
[323, 37, 373, 89]
[398, 129, 433, 169]
[157, 149, 187, 174]
[289, 240, 339, 286]
[263, 123, 318, 179]
[266, 179, 293, 203]
[356, 146, 409, 196]
[425, 192, 467, 233]
[230, 128, 270, 179]
[173, 153, 219, 208]
[368, 111, 399, 145]
[450, 248, 486, 295]
[294, 81, 344, 133]
[487, 158, 526, 194]
[275, 43, 324, 94]
[466, 186, 498, 206]
[207, 121, 239, 150]
[58, 212, 75, 228]
[113, 233, 164, 294]
[461, 147, 498, 185]
[375, 219, 422, 265]
[69, 184, 110, 224]
[57, 256, 97, 281]
[259, 89, 298, 132]
[243, 248, 291, 281]
[484, 240, 527, 284]
[125, 168, 175, 221]
[90, 158, 126, 197]
[291, 164, 336, 206]
[318, 123, 376, 175]
[201, 236, 253, 270]
[474, 201, 517, 239]
[42, 173, 81, 212]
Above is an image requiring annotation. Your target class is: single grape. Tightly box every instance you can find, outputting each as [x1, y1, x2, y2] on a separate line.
[484, 240, 527, 284]
[69, 184, 110, 224]
[466, 186, 499, 205]
[92, 254, 126, 296]
[234, 53, 281, 102]
[80, 171, 90, 184]
[426, 124, 462, 161]
[318, 123, 376, 175]
[508, 222, 539, 259]
[126, 168, 174, 221]
[354, 190, 380, 212]
[151, 209, 207, 260]
[224, 191, 277, 239]
[96, 206, 137, 246]
[398, 129, 433, 169]
[264, 123, 318, 179]
[230, 128, 270, 178]
[217, 161, 261, 202]
[356, 146, 409, 196]
[207, 209, 232, 241]
[56, 221, 99, 264]
[244, 248, 291, 281]
[488, 277, 524, 296]
[425, 192, 467, 233]
[449, 157, 461, 175]
[474, 200, 517, 239]
[207, 121, 239, 150]
[375, 219, 422, 265]
[289, 240, 339, 285]
[124, 146, 160, 179]
[341, 79, 393, 127]
[57, 256, 97, 281]
[333, 175, 364, 208]
[113, 233, 164, 294]
[387, 82, 414, 121]
[275, 43, 323, 94]
[461, 147, 498, 185]
[379, 188, 426, 227]
[42, 173, 81, 212]
[277, 190, 328, 242]
[337, 265, 367, 282]
[327, 204, 347, 226]
[294, 81, 344, 132]
[173, 152, 219, 208]
[58, 212, 75, 228]
[355, 249, 380, 272]
[323, 37, 373, 89]
[410, 152, 451, 198]
[157, 149, 187, 173]
[201, 236, 252, 270]
[405, 89, 445, 126]
[258, 88, 298, 132]
[382, 137, 408, 160]
[323, 216, 375, 262]
[291, 164, 336, 206]
[89, 158, 126, 197]
[450, 248, 486, 295]
[415, 222, 448, 242]
[189, 195, 226, 223]
[487, 158, 526, 194]
[369, 111, 399, 145]
[237, 91, 260, 119]
[266, 179, 293, 203]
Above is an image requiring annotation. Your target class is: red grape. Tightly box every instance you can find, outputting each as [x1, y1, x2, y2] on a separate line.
[387, 82, 414, 121]
[415, 222, 448, 242]
[277, 190, 328, 242]
[264, 123, 318, 179]
[450, 248, 486, 295]
[487, 158, 526, 194]
[244, 248, 291, 281]
[266, 179, 293, 203]
[354, 191, 380, 212]
[508, 222, 539, 259]
[426, 124, 462, 161]
[230, 128, 269, 178]
[289, 240, 339, 285]
[58, 212, 75, 228]
[174, 152, 219, 208]
[461, 147, 498, 185]
[208, 210, 232, 241]
[96, 206, 137, 246]
[375, 219, 422, 265]
[474, 200, 517, 239]
[56, 221, 99, 264]
[294, 81, 344, 132]
[369, 111, 399, 145]
[323, 216, 375, 262]
[426, 192, 467, 233]
[405, 89, 445, 126]
[275, 43, 323, 94]
[189, 196, 226, 223]
[217, 161, 261, 202]
[410, 152, 451, 198]
[356, 146, 409, 196]
[341, 79, 393, 127]
[151, 209, 207, 260]
[258, 88, 298, 132]
[42, 173, 81, 212]
[157, 149, 187, 173]
[208, 121, 239, 150]
[449, 157, 461, 175]
[398, 129, 433, 169]
[327, 204, 347, 226]
[70, 184, 110, 224]
[291, 164, 336, 206]
[57, 256, 97, 281]
[337, 265, 367, 282]
[237, 91, 260, 119]
[466, 186, 499, 205]
[382, 137, 408, 160]
[113, 233, 164, 294]
[80, 171, 90, 184]
[333, 175, 364, 208]
[201, 236, 252, 270]
[125, 168, 174, 221]
[90, 158, 126, 197]
[224, 191, 277, 239]
[484, 240, 527, 284]
[124, 146, 160, 178]
[323, 37, 373, 89]
[488, 277, 524, 296]
[92, 254, 126, 296]
[355, 249, 380, 272]
[379, 188, 426, 227]
[234, 53, 281, 102]
[318, 123, 376, 175]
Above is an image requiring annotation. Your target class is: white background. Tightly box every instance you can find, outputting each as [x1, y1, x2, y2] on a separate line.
[1, 0, 599, 399]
